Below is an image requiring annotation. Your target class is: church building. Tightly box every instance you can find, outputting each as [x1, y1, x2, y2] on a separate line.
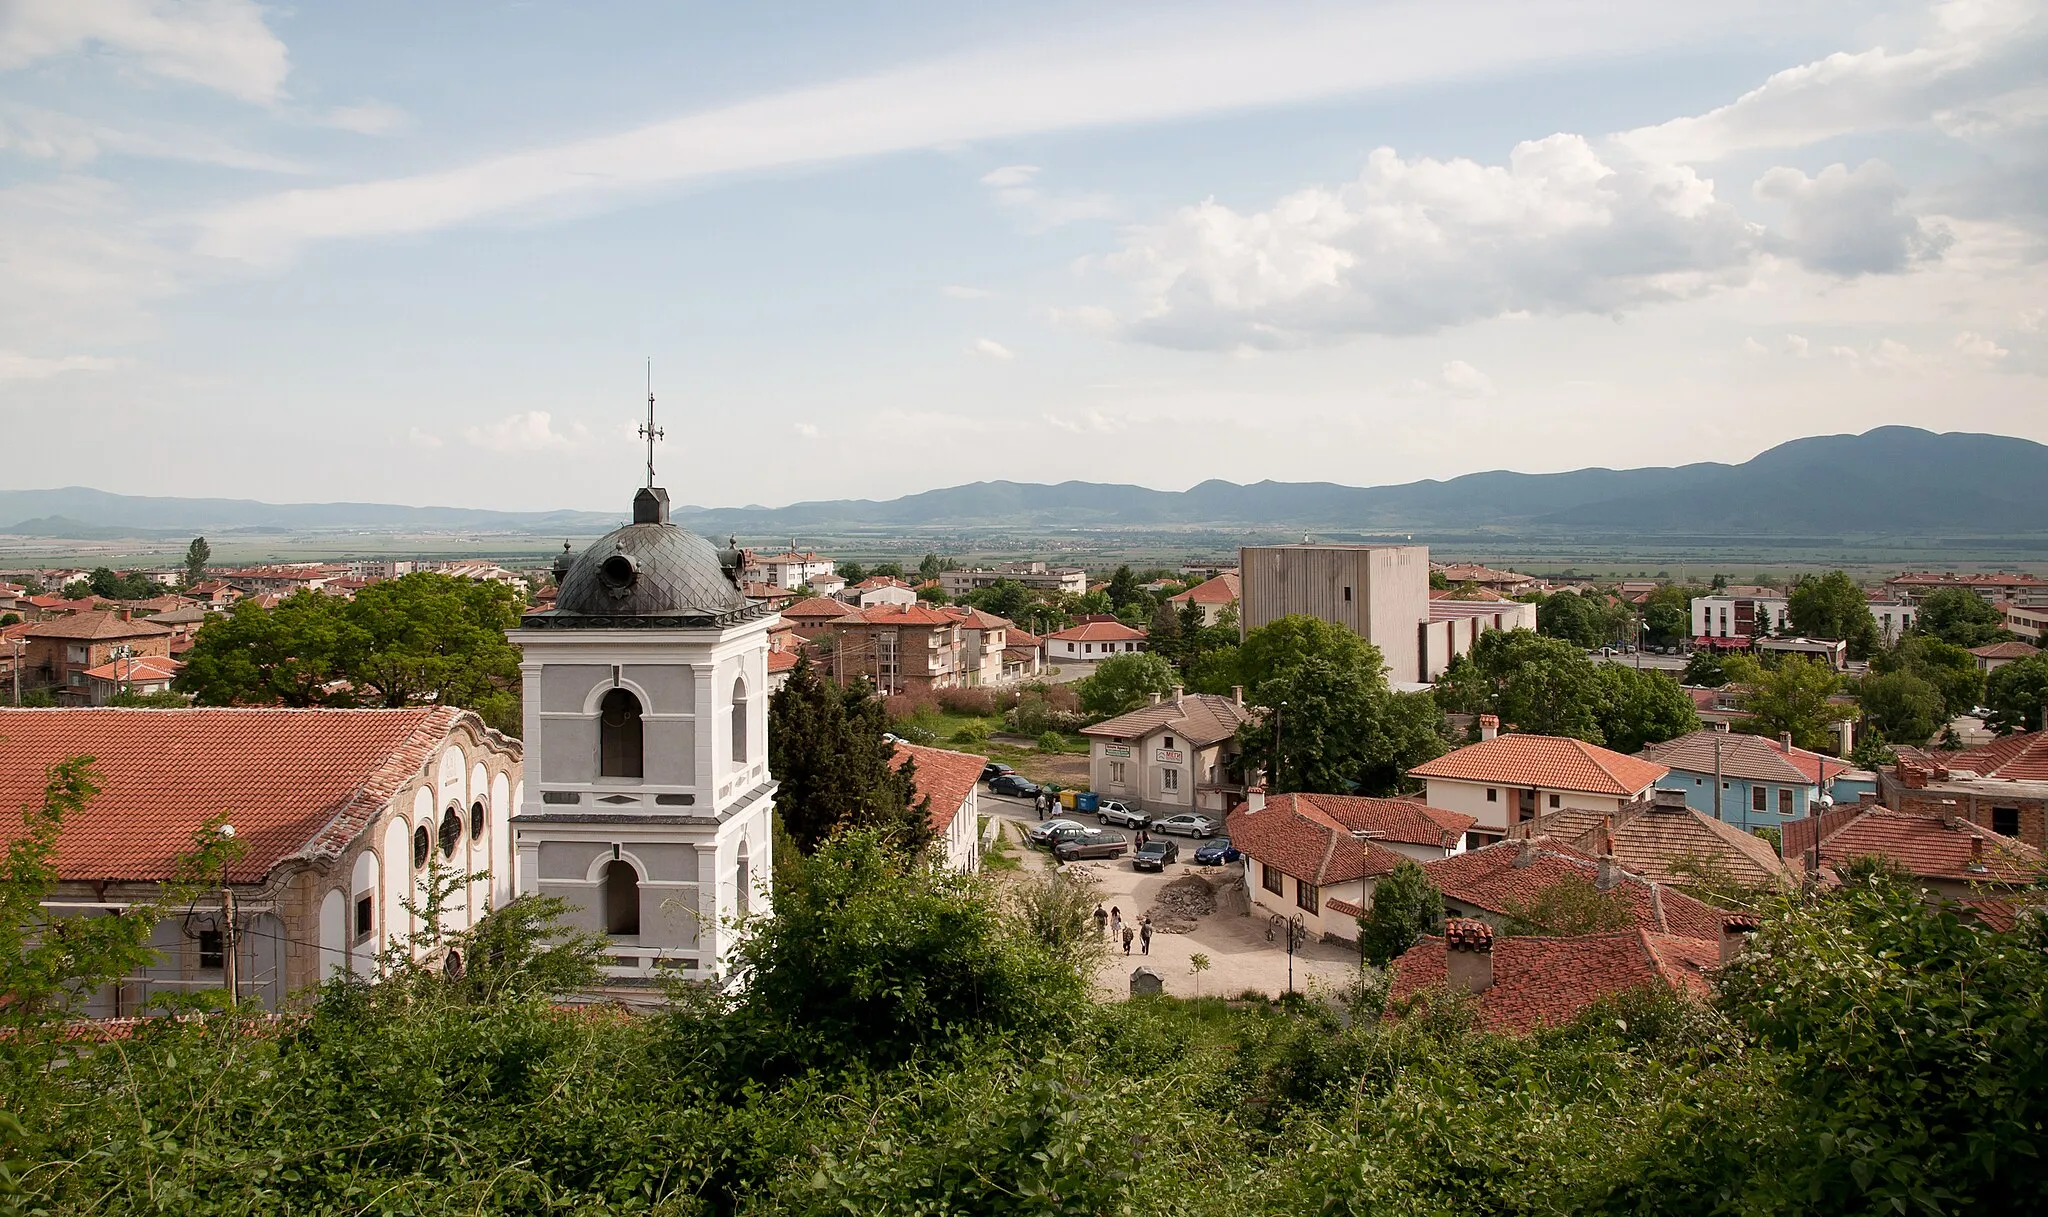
[511, 477, 778, 995]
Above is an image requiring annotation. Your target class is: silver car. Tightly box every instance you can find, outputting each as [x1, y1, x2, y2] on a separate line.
[1095, 800, 1148, 829]
[1027, 818, 1089, 845]
[1149, 813, 1218, 838]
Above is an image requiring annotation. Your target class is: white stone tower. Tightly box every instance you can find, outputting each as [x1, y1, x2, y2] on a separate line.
[510, 482, 776, 993]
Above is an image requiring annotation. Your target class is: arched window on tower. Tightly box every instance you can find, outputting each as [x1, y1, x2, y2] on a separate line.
[731, 677, 750, 766]
[602, 860, 640, 936]
[599, 688, 644, 778]
[736, 840, 751, 917]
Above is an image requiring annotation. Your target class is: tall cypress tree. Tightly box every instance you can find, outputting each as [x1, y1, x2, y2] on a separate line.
[769, 655, 932, 857]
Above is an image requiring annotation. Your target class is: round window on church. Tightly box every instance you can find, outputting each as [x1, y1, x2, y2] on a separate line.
[412, 825, 430, 868]
[469, 800, 486, 840]
[439, 808, 462, 858]
[599, 553, 637, 590]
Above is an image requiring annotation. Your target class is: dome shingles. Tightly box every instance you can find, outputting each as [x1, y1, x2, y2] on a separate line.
[529, 520, 765, 629]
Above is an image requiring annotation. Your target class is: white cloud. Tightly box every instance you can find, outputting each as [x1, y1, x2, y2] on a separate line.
[462, 411, 587, 452]
[941, 284, 992, 299]
[1954, 330, 2010, 360]
[190, 1, 1761, 262]
[0, 350, 123, 380]
[1437, 360, 1498, 397]
[0, 175, 181, 349]
[0, 103, 304, 171]
[1616, 0, 2041, 162]
[1754, 160, 1950, 275]
[792, 422, 820, 439]
[0, 0, 290, 104]
[967, 337, 1015, 360]
[1101, 135, 1764, 348]
[979, 163, 1116, 230]
[406, 427, 444, 450]
[318, 101, 410, 136]
[1042, 410, 1124, 434]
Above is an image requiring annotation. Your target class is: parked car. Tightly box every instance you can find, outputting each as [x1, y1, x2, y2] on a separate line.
[1095, 799, 1148, 829]
[1132, 839, 1179, 871]
[980, 762, 1015, 783]
[1193, 837, 1241, 865]
[989, 774, 1041, 799]
[1042, 823, 1108, 847]
[1054, 832, 1128, 862]
[1149, 813, 1218, 838]
[1027, 818, 1087, 845]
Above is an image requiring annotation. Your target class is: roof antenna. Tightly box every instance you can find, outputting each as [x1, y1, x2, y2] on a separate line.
[638, 358, 664, 489]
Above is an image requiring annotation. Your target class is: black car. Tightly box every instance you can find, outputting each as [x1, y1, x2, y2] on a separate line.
[1193, 837, 1240, 865]
[980, 762, 1015, 783]
[988, 773, 1041, 798]
[1132, 839, 1179, 872]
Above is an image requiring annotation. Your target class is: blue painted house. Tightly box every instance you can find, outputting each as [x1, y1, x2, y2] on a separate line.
[1639, 729, 1857, 835]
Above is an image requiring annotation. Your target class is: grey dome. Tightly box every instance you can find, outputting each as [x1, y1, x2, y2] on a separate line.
[530, 512, 764, 629]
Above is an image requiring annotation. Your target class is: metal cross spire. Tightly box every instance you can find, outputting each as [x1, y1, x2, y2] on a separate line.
[639, 359, 664, 488]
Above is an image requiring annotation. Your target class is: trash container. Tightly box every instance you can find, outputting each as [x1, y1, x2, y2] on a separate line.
[1075, 792, 1099, 814]
[1059, 789, 1078, 810]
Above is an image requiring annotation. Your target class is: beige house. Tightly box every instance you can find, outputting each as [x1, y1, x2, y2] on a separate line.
[1406, 726, 1668, 843]
[1166, 572, 1239, 626]
[1227, 791, 1474, 941]
[1079, 688, 1254, 815]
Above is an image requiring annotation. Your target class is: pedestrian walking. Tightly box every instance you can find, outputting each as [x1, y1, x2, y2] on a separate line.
[1121, 925, 1134, 955]
[1139, 918, 1153, 955]
[1093, 904, 1108, 937]
[1137, 828, 1148, 848]
[1110, 906, 1123, 938]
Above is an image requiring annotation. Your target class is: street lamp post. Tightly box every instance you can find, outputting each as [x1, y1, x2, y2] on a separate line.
[1712, 723, 1726, 823]
[1272, 701, 1287, 794]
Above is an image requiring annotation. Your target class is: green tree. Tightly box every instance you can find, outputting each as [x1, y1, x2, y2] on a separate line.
[1358, 860, 1443, 966]
[1913, 587, 2009, 648]
[915, 584, 950, 605]
[1435, 629, 1605, 742]
[1592, 665, 1701, 753]
[1537, 590, 1625, 649]
[837, 561, 867, 585]
[1499, 875, 1634, 936]
[182, 536, 211, 587]
[1075, 652, 1178, 719]
[1856, 671, 1946, 746]
[1983, 652, 2048, 734]
[176, 591, 365, 707]
[917, 553, 947, 580]
[1106, 564, 1140, 610]
[1236, 657, 1447, 795]
[872, 561, 906, 579]
[346, 573, 524, 732]
[1681, 649, 1728, 687]
[1787, 571, 1880, 658]
[1643, 601, 1689, 647]
[1146, 600, 1184, 665]
[1429, 569, 1449, 590]
[1237, 614, 1382, 689]
[1724, 654, 1855, 752]
[767, 656, 932, 856]
[963, 578, 1032, 622]
[1868, 634, 1982, 716]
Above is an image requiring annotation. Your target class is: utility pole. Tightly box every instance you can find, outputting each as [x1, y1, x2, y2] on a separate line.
[1712, 723, 1725, 823]
[219, 823, 237, 1003]
[1272, 701, 1287, 794]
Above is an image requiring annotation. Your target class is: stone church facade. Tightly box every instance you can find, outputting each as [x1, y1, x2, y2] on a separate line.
[511, 485, 777, 994]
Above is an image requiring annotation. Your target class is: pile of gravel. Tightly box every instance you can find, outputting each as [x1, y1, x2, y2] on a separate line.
[1144, 874, 1218, 933]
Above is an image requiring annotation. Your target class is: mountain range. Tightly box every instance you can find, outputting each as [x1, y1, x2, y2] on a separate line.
[4, 427, 2045, 540]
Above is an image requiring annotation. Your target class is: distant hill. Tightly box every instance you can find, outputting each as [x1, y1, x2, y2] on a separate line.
[5, 427, 2045, 540]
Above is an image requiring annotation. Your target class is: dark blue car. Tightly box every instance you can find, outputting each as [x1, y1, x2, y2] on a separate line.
[1193, 836, 1240, 865]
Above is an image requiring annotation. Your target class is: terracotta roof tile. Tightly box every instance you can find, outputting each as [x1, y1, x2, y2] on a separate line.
[23, 611, 175, 641]
[1080, 692, 1252, 748]
[1513, 794, 1795, 889]
[1640, 730, 1814, 786]
[1226, 797, 1407, 886]
[0, 707, 495, 883]
[1168, 573, 1239, 605]
[1388, 929, 1718, 1033]
[1969, 641, 2039, 660]
[81, 655, 183, 683]
[1047, 621, 1147, 643]
[855, 603, 959, 626]
[1801, 808, 2041, 885]
[1950, 731, 2048, 782]
[889, 742, 987, 833]
[1423, 838, 1724, 938]
[780, 596, 856, 619]
[1409, 734, 1668, 798]
[1264, 792, 1474, 849]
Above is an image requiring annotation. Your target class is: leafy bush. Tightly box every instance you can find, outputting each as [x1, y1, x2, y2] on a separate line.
[933, 686, 1002, 716]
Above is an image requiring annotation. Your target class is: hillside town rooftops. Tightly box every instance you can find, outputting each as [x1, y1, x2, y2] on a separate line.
[1969, 640, 2039, 661]
[1167, 572, 1240, 605]
[1784, 805, 2042, 885]
[1046, 620, 1147, 643]
[1423, 838, 1724, 938]
[1388, 927, 1719, 1033]
[24, 610, 174, 641]
[1079, 689, 1252, 747]
[80, 654, 182, 683]
[1949, 730, 2048, 781]
[1640, 729, 1816, 786]
[1510, 790, 1795, 889]
[1226, 796, 1409, 887]
[889, 742, 987, 834]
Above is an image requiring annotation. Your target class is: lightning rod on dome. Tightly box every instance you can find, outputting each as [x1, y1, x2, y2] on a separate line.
[639, 358, 664, 489]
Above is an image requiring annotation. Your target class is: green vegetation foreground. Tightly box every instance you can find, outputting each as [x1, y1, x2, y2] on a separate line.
[6, 819, 2047, 1212]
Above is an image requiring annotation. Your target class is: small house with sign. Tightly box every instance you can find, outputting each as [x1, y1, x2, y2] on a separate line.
[1079, 687, 1254, 816]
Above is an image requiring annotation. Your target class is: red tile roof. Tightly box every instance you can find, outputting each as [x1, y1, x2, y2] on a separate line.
[0, 707, 488, 883]
[780, 596, 856, 619]
[1641, 729, 1812, 785]
[23, 610, 175, 641]
[1263, 792, 1474, 850]
[1423, 839, 1724, 938]
[1950, 731, 2048, 781]
[941, 606, 1012, 630]
[1794, 808, 2041, 885]
[1430, 586, 1508, 601]
[1226, 798, 1408, 887]
[1408, 734, 1668, 797]
[855, 603, 960, 626]
[1047, 621, 1146, 643]
[1168, 572, 1239, 605]
[1969, 641, 2040, 660]
[889, 742, 987, 833]
[766, 649, 800, 674]
[1436, 563, 1532, 584]
[81, 655, 183, 683]
[1388, 929, 1718, 1033]
[1080, 691, 1253, 747]
[28, 595, 109, 613]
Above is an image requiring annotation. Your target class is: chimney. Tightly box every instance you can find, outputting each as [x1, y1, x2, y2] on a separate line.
[1652, 788, 1688, 812]
[1232, 684, 1244, 707]
[1150, 692, 1163, 705]
[1444, 920, 1494, 993]
[1246, 785, 1265, 813]
[1719, 914, 1758, 967]
[117, 607, 131, 622]
[1597, 815, 1615, 858]
[1780, 731, 1793, 754]
[1649, 882, 1667, 931]
[1478, 714, 1500, 741]
[1966, 835, 1987, 873]
[1513, 837, 1537, 868]
[1173, 684, 1184, 710]
[1596, 854, 1621, 892]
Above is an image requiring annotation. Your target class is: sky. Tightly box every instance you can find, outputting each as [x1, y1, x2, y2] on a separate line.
[1, 0, 2044, 513]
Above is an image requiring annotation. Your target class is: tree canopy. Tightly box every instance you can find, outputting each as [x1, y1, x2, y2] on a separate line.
[767, 655, 932, 856]
[1867, 634, 1981, 717]
[182, 536, 211, 586]
[1075, 651, 1179, 718]
[1535, 589, 1629, 649]
[1357, 860, 1442, 966]
[1787, 570, 1880, 658]
[174, 573, 524, 733]
[1724, 653, 1856, 751]
[1856, 670, 1947, 747]
[1913, 587, 2010, 649]
[1983, 652, 2048, 734]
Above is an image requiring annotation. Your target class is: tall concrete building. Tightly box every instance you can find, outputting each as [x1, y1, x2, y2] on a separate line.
[1238, 544, 1432, 683]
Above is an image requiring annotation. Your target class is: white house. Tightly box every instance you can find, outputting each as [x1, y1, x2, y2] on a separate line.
[743, 549, 834, 590]
[844, 576, 918, 608]
[1405, 725, 1669, 845]
[891, 742, 986, 873]
[1045, 620, 1146, 665]
[1080, 688, 1253, 815]
[1225, 790, 1471, 942]
[513, 485, 778, 1000]
[1691, 594, 1789, 639]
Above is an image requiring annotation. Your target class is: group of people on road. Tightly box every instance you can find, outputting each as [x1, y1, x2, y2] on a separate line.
[1094, 904, 1151, 955]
